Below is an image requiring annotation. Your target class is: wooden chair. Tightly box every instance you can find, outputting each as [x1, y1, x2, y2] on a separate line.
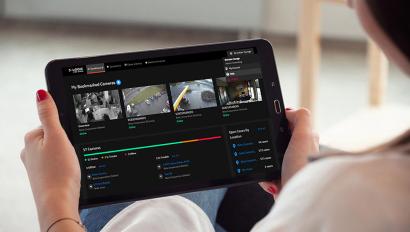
[298, 0, 389, 119]
[297, 0, 410, 152]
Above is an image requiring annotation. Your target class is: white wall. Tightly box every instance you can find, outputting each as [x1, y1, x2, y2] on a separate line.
[4, 0, 366, 40]
[3, 0, 263, 29]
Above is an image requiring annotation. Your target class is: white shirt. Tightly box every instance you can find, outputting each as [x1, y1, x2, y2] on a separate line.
[102, 154, 410, 232]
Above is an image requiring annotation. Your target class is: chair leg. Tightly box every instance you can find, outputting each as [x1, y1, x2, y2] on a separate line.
[298, 0, 321, 120]
[367, 39, 388, 107]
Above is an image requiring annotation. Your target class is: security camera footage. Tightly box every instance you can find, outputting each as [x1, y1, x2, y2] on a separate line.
[123, 84, 170, 117]
[170, 79, 217, 112]
[62, 46, 287, 207]
[73, 90, 123, 123]
[216, 77, 262, 106]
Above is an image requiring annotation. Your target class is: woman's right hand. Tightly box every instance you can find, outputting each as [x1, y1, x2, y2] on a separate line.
[259, 108, 319, 196]
[21, 90, 82, 231]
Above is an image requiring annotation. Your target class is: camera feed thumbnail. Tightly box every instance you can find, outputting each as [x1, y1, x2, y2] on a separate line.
[122, 84, 171, 117]
[73, 90, 123, 124]
[216, 77, 262, 106]
[170, 79, 217, 112]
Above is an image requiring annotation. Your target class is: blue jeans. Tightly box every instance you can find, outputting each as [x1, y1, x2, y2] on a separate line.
[80, 188, 227, 232]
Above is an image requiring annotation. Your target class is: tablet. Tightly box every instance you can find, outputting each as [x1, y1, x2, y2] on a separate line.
[45, 39, 290, 208]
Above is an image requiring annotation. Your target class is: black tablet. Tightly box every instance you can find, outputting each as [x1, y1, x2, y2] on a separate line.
[45, 39, 290, 208]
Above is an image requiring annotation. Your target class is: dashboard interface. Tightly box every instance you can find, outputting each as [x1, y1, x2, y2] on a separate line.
[60, 45, 288, 207]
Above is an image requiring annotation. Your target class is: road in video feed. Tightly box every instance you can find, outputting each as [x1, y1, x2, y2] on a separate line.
[73, 90, 123, 123]
[122, 84, 171, 117]
[215, 77, 262, 106]
[170, 78, 217, 112]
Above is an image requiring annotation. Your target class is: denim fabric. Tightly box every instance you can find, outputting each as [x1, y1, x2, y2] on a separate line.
[81, 188, 227, 232]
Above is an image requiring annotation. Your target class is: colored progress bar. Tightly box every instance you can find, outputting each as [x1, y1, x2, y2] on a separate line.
[83, 135, 222, 157]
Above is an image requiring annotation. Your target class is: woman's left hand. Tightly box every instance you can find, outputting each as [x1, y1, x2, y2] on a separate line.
[259, 108, 319, 197]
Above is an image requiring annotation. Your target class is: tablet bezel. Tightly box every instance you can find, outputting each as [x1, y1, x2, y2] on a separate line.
[45, 39, 290, 208]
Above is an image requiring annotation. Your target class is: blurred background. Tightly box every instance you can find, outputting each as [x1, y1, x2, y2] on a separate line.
[0, 0, 409, 231]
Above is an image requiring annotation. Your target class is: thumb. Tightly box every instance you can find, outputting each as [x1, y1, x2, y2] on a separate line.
[36, 89, 62, 134]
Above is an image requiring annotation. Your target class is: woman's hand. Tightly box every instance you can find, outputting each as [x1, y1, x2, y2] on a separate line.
[259, 108, 319, 197]
[21, 90, 82, 231]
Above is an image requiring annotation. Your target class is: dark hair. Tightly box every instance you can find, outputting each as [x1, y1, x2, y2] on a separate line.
[365, 0, 410, 60]
[103, 114, 110, 121]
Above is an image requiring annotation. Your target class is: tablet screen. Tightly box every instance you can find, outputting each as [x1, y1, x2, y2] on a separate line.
[58, 44, 288, 207]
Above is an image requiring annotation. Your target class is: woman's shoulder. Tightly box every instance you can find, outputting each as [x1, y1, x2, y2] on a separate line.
[289, 152, 410, 202]
[306, 151, 410, 180]
[253, 153, 410, 232]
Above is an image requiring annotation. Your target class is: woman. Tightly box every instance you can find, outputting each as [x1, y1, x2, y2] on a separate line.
[21, 0, 409, 231]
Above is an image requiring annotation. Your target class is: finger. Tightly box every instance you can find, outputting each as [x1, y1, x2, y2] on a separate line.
[286, 108, 313, 135]
[259, 180, 281, 196]
[36, 89, 62, 135]
[285, 108, 297, 131]
[24, 127, 44, 145]
[20, 148, 26, 165]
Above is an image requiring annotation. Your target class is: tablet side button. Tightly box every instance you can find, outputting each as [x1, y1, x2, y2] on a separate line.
[274, 100, 281, 114]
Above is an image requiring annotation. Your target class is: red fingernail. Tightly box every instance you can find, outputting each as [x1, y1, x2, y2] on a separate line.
[268, 185, 278, 195]
[36, 89, 47, 102]
[285, 107, 293, 111]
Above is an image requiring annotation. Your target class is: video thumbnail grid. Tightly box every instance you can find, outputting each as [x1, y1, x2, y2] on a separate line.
[73, 77, 263, 124]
